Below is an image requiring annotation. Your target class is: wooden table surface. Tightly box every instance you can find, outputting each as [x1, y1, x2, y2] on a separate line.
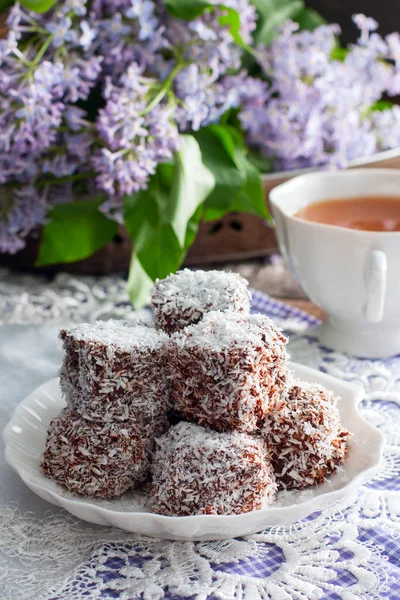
[276, 297, 325, 320]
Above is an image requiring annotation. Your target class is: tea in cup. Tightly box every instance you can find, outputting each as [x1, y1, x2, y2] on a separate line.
[269, 169, 400, 358]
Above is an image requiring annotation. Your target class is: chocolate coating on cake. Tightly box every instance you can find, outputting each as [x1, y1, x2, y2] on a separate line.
[59, 320, 169, 425]
[168, 311, 289, 432]
[151, 422, 277, 515]
[151, 269, 251, 334]
[41, 409, 151, 498]
[263, 380, 351, 490]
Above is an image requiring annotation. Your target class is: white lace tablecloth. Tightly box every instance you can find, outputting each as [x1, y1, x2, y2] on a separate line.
[0, 270, 399, 600]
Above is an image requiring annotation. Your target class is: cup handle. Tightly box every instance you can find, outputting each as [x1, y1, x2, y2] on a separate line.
[364, 250, 387, 323]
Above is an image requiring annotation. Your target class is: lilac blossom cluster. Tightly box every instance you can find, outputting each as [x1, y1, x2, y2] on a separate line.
[0, 2, 101, 252]
[94, 64, 180, 204]
[168, 0, 257, 130]
[0, 0, 255, 252]
[239, 15, 400, 171]
[3, 2, 400, 256]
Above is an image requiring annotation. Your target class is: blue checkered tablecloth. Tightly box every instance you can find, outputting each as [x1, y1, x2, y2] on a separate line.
[251, 288, 321, 325]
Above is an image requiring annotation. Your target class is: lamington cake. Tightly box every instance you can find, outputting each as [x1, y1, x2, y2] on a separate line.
[40, 267, 352, 510]
[168, 311, 289, 432]
[40, 409, 151, 498]
[263, 380, 351, 490]
[151, 422, 277, 515]
[59, 320, 169, 429]
[151, 269, 251, 334]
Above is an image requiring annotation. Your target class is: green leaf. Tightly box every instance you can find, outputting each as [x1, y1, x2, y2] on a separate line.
[294, 7, 326, 31]
[0, 0, 14, 11]
[216, 125, 268, 219]
[203, 123, 238, 160]
[137, 223, 183, 281]
[195, 124, 269, 222]
[157, 161, 175, 190]
[167, 135, 215, 246]
[219, 7, 242, 43]
[124, 176, 168, 247]
[194, 125, 244, 216]
[124, 136, 214, 303]
[331, 47, 349, 61]
[252, 0, 304, 46]
[369, 100, 394, 112]
[124, 131, 267, 305]
[163, 0, 211, 19]
[36, 197, 118, 266]
[124, 172, 183, 281]
[20, 0, 57, 13]
[247, 148, 274, 173]
[124, 135, 213, 287]
[201, 207, 227, 222]
[126, 252, 155, 309]
[184, 203, 204, 249]
[231, 146, 269, 220]
[218, 6, 256, 56]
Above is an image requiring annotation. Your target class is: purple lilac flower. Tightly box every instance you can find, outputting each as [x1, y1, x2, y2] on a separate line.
[370, 106, 400, 151]
[0, 1, 104, 250]
[0, 50, 100, 162]
[383, 32, 400, 95]
[353, 13, 378, 43]
[63, 106, 89, 132]
[167, 7, 241, 78]
[94, 0, 165, 79]
[91, 0, 131, 14]
[42, 129, 95, 178]
[62, 55, 103, 102]
[6, 4, 33, 40]
[170, 0, 257, 131]
[126, 0, 154, 19]
[0, 3, 101, 159]
[3, 1, 400, 256]
[93, 64, 180, 200]
[240, 16, 400, 171]
[0, 153, 38, 184]
[126, 0, 158, 40]
[101, 13, 132, 42]
[0, 32, 19, 66]
[46, 17, 78, 48]
[174, 68, 248, 131]
[60, 0, 87, 17]
[79, 21, 97, 50]
[238, 78, 270, 140]
[8, 80, 65, 154]
[0, 186, 48, 254]
[386, 32, 400, 64]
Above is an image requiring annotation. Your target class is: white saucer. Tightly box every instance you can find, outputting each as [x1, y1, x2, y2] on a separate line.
[3, 363, 383, 541]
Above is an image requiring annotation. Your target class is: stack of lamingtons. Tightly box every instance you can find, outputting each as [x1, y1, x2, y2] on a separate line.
[41, 269, 351, 515]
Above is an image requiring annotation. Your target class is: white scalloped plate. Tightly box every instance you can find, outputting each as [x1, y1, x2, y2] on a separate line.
[3, 363, 383, 541]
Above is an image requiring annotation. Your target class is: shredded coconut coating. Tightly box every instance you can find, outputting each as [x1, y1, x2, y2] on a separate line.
[40, 409, 151, 498]
[151, 269, 251, 334]
[59, 320, 170, 424]
[125, 312, 155, 328]
[263, 380, 352, 490]
[167, 311, 289, 432]
[151, 422, 277, 516]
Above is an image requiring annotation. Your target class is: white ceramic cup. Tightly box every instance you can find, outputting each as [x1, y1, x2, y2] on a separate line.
[269, 168, 400, 358]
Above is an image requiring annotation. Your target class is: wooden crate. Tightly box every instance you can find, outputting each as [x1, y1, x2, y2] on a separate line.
[2, 153, 400, 274]
[186, 214, 277, 265]
[0, 216, 277, 275]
